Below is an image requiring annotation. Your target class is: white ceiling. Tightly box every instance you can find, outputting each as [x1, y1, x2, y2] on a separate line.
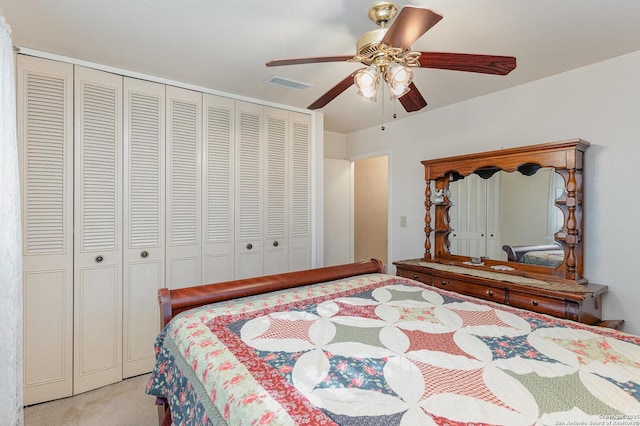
[2, 0, 640, 133]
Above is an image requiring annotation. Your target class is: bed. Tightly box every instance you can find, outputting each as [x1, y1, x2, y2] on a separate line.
[502, 243, 565, 267]
[146, 259, 640, 425]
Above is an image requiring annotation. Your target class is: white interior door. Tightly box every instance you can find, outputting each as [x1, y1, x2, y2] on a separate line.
[73, 65, 123, 394]
[18, 55, 74, 405]
[166, 86, 202, 289]
[448, 173, 488, 257]
[235, 101, 264, 279]
[288, 111, 312, 271]
[263, 107, 289, 275]
[485, 172, 504, 260]
[122, 77, 165, 377]
[202, 94, 235, 284]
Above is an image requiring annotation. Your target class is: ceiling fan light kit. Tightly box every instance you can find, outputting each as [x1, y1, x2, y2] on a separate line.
[266, 1, 516, 113]
[354, 65, 379, 101]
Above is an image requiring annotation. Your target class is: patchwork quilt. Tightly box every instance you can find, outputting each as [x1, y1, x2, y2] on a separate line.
[146, 273, 640, 425]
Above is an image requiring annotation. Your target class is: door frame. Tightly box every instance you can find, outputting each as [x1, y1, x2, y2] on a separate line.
[349, 150, 392, 272]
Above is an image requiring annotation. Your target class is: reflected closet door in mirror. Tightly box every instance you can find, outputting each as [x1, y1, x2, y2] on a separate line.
[448, 168, 565, 266]
[422, 139, 589, 284]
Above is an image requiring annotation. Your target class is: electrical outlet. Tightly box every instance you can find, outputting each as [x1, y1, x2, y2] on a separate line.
[400, 216, 407, 228]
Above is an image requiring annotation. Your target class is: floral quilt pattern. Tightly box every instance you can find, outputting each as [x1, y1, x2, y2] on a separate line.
[146, 274, 640, 425]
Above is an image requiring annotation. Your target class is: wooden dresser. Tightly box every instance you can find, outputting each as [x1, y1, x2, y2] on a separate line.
[393, 259, 621, 327]
[399, 140, 623, 329]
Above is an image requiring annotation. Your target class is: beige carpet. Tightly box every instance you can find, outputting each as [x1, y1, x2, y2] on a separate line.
[24, 374, 158, 426]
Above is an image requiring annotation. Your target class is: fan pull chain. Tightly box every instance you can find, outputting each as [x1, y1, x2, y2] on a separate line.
[381, 84, 386, 131]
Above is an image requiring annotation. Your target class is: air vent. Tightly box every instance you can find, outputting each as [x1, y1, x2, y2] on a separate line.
[265, 75, 313, 91]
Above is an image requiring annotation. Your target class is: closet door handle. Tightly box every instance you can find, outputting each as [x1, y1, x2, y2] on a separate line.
[140, 251, 149, 258]
[246, 243, 253, 250]
[95, 255, 104, 263]
[273, 241, 279, 247]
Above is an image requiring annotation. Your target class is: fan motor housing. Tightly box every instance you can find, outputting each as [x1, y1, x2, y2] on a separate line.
[356, 28, 387, 56]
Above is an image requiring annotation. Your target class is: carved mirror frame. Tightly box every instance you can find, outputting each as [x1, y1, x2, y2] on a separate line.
[422, 139, 589, 284]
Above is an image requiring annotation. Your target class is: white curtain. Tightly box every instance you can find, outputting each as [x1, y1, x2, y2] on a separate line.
[0, 15, 24, 426]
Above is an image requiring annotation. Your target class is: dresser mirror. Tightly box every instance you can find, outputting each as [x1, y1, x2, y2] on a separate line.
[422, 140, 589, 283]
[447, 168, 566, 267]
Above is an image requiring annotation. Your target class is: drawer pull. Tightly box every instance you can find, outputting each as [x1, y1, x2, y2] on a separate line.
[440, 281, 447, 286]
[487, 290, 494, 297]
[531, 300, 539, 307]
[412, 275, 419, 280]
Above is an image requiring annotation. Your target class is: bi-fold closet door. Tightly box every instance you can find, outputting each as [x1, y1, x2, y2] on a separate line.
[122, 78, 166, 378]
[164, 89, 238, 287]
[448, 172, 502, 259]
[18, 55, 312, 405]
[75, 70, 167, 387]
[73, 65, 123, 394]
[75, 68, 167, 390]
[19, 56, 167, 404]
[18, 55, 75, 406]
[166, 97, 312, 285]
[234, 103, 312, 279]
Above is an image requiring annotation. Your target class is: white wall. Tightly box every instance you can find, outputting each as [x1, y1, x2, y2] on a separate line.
[324, 158, 352, 266]
[324, 131, 347, 159]
[344, 50, 640, 335]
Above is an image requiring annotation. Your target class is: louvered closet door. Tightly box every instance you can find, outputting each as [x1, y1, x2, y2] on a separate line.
[235, 101, 264, 279]
[74, 66, 123, 394]
[17, 55, 74, 405]
[202, 94, 235, 283]
[123, 78, 165, 377]
[166, 86, 202, 289]
[288, 112, 312, 271]
[263, 107, 289, 275]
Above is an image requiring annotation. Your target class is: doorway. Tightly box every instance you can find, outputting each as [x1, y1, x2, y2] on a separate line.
[353, 155, 388, 269]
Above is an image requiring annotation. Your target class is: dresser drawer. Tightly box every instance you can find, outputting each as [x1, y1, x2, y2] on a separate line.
[433, 277, 507, 304]
[508, 291, 570, 319]
[396, 268, 433, 285]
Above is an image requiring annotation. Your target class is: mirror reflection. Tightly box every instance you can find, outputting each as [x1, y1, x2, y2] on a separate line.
[447, 167, 566, 267]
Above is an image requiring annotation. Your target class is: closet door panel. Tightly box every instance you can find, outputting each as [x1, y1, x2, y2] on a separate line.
[448, 173, 487, 257]
[17, 55, 74, 405]
[73, 66, 123, 394]
[166, 86, 202, 289]
[123, 77, 165, 377]
[263, 107, 288, 275]
[288, 112, 312, 271]
[235, 101, 263, 279]
[203, 94, 235, 283]
[485, 172, 503, 260]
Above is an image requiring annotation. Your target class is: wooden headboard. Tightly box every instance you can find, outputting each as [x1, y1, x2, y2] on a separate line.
[158, 259, 385, 327]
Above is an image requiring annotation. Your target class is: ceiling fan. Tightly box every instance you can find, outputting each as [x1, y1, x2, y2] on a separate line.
[266, 1, 516, 112]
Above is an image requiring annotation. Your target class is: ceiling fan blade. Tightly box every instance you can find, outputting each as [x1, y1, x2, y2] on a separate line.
[398, 83, 427, 112]
[418, 52, 517, 75]
[307, 71, 358, 110]
[381, 6, 443, 50]
[266, 55, 354, 67]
